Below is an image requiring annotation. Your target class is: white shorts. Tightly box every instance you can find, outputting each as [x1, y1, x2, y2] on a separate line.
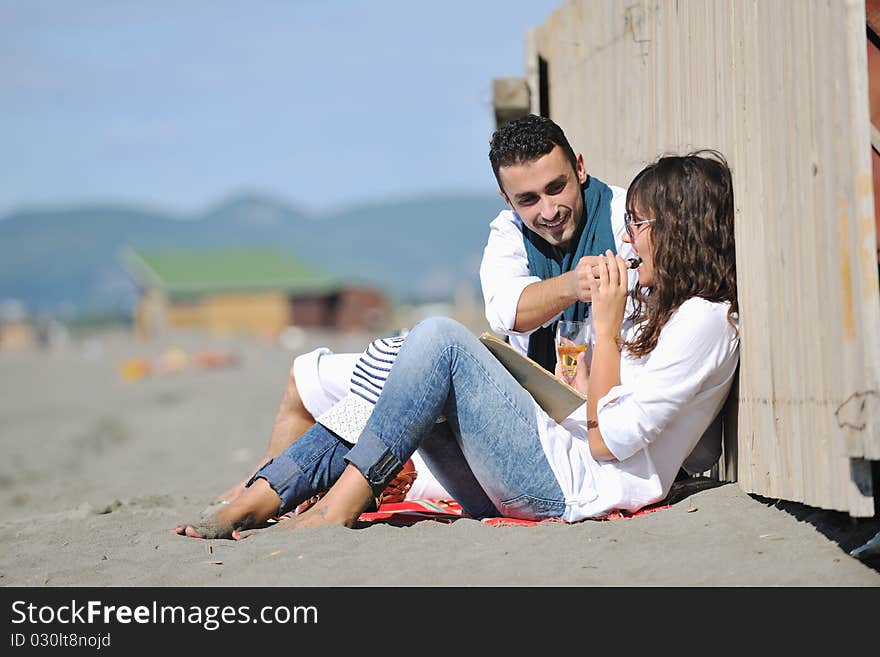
[292, 347, 452, 501]
[292, 347, 360, 418]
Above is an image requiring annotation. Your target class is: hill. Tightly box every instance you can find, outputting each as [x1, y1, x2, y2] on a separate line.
[0, 192, 505, 317]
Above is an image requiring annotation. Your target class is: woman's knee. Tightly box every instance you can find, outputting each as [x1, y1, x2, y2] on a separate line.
[409, 316, 472, 349]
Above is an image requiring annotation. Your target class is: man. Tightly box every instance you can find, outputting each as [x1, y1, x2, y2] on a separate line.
[481, 113, 635, 369]
[214, 114, 635, 507]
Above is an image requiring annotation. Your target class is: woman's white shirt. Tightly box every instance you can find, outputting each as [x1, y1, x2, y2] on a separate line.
[534, 297, 740, 522]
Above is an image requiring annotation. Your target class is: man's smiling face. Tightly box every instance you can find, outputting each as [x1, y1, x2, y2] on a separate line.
[497, 145, 588, 250]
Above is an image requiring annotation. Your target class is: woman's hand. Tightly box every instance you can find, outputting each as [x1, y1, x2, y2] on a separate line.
[588, 250, 628, 341]
[555, 350, 590, 395]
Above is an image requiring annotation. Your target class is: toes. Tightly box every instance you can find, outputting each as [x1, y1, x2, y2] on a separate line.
[184, 526, 207, 539]
[232, 529, 256, 540]
[172, 523, 208, 539]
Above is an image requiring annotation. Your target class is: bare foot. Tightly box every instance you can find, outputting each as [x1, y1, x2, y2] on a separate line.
[172, 518, 237, 539]
[294, 501, 358, 528]
[232, 465, 375, 539]
[173, 479, 281, 540]
[230, 499, 357, 540]
[172, 504, 243, 539]
[286, 465, 375, 528]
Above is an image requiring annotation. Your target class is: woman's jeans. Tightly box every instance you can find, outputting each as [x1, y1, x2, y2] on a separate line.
[248, 317, 566, 520]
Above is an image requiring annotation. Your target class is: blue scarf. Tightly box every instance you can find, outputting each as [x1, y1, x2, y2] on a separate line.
[523, 175, 616, 372]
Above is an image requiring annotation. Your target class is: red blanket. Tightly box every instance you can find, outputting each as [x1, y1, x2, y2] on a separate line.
[355, 499, 670, 527]
[357, 499, 464, 525]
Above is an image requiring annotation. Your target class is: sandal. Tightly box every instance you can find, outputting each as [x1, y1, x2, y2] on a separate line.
[293, 458, 419, 515]
[376, 458, 418, 505]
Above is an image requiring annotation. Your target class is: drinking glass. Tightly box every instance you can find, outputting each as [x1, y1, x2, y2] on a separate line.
[555, 318, 593, 384]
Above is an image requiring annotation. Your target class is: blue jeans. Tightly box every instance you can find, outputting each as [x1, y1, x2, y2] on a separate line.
[250, 317, 566, 521]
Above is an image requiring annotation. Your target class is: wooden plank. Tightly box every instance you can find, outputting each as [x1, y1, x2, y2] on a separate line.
[528, 0, 878, 515]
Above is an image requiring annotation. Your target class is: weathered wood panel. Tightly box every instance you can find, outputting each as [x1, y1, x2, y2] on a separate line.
[528, 0, 880, 515]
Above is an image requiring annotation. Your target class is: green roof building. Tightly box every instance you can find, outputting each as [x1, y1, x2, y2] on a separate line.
[122, 247, 388, 337]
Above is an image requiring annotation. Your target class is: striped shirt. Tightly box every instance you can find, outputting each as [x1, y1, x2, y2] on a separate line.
[315, 334, 408, 444]
[349, 336, 407, 404]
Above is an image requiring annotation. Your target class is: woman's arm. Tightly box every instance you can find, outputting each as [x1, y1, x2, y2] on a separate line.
[596, 299, 737, 462]
[586, 336, 620, 460]
[584, 251, 629, 461]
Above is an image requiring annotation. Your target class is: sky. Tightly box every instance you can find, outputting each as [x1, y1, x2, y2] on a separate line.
[0, 1, 562, 218]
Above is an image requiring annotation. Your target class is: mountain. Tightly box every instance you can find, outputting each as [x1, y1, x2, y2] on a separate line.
[0, 192, 505, 317]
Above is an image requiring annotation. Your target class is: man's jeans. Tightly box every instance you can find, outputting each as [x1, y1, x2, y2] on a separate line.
[249, 317, 566, 521]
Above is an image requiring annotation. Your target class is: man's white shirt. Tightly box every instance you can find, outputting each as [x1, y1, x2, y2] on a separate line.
[479, 184, 636, 356]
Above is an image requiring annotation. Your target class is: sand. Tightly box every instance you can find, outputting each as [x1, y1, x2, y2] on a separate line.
[1, 326, 879, 588]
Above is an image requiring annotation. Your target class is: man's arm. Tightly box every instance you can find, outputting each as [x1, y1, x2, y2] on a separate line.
[480, 211, 542, 337]
[513, 256, 603, 332]
[481, 195, 634, 339]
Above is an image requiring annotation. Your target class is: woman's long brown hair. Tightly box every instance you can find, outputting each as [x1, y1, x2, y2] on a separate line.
[624, 150, 738, 357]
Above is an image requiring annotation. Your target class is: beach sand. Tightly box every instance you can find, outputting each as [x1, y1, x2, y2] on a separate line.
[1, 327, 879, 588]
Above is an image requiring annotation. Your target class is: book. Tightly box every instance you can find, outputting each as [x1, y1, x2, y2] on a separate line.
[478, 332, 587, 422]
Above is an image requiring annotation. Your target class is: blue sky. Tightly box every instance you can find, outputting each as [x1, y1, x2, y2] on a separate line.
[0, 1, 561, 217]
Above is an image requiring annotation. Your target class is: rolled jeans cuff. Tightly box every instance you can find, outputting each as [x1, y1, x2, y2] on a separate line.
[344, 430, 403, 497]
[246, 454, 313, 511]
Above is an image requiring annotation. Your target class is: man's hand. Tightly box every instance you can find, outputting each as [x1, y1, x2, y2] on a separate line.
[513, 253, 628, 334]
[568, 255, 606, 303]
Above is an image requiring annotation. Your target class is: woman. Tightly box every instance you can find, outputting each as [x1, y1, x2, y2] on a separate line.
[174, 150, 739, 538]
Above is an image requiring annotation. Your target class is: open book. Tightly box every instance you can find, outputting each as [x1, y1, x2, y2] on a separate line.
[479, 332, 587, 422]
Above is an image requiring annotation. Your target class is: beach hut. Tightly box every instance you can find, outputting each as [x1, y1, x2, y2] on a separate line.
[122, 246, 390, 338]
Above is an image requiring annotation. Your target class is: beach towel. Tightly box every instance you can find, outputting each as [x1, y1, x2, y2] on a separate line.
[350, 478, 722, 527]
[351, 499, 671, 527]
[357, 499, 465, 525]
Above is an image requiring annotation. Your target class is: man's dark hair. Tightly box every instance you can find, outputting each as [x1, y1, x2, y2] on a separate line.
[488, 114, 579, 190]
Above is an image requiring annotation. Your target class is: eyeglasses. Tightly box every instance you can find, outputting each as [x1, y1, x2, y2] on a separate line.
[623, 211, 655, 240]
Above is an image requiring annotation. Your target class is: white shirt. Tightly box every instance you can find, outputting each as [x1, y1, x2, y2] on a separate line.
[479, 184, 635, 356]
[536, 298, 740, 521]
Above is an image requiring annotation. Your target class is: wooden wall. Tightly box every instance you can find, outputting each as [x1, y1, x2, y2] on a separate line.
[199, 292, 290, 335]
[529, 0, 880, 515]
[137, 291, 291, 337]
